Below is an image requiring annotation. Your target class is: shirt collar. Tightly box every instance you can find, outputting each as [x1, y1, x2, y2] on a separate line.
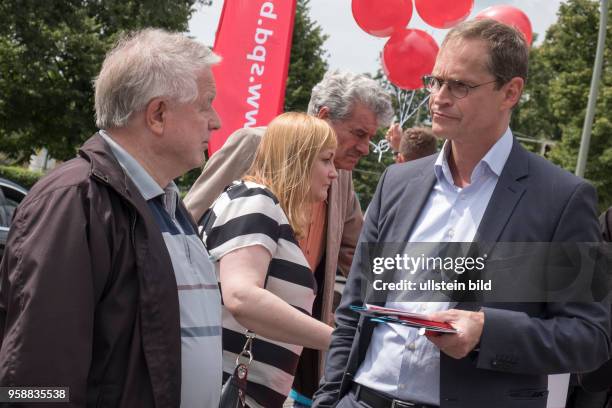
[162, 183, 181, 220]
[99, 129, 166, 201]
[480, 127, 513, 177]
[434, 127, 514, 186]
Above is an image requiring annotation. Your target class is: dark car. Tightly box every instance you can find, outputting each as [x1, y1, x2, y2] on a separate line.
[0, 177, 28, 260]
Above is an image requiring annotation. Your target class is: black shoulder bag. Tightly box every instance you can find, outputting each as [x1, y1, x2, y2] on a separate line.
[219, 330, 255, 408]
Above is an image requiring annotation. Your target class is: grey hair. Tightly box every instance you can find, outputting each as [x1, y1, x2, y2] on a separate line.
[94, 28, 220, 129]
[307, 70, 393, 127]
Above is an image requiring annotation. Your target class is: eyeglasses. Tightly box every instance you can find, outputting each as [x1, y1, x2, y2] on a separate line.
[422, 75, 498, 99]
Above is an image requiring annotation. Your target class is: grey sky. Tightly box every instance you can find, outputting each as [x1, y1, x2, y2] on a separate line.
[189, 0, 564, 75]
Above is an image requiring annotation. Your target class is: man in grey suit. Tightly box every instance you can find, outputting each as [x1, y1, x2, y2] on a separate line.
[313, 19, 611, 408]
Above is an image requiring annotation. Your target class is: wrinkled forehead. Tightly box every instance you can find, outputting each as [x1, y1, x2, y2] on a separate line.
[341, 103, 378, 132]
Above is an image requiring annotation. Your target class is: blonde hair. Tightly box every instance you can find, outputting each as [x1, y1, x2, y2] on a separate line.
[245, 112, 337, 239]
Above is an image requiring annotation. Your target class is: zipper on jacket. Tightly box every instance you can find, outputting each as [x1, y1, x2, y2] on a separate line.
[91, 170, 110, 185]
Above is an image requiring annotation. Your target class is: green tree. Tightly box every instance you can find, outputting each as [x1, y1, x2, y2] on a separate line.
[510, 34, 559, 142]
[512, 0, 612, 209]
[0, 0, 207, 161]
[284, 0, 328, 112]
[352, 129, 395, 209]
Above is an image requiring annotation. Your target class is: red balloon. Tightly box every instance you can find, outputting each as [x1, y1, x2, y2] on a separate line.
[475, 5, 533, 45]
[352, 0, 413, 38]
[382, 29, 439, 90]
[415, 0, 474, 29]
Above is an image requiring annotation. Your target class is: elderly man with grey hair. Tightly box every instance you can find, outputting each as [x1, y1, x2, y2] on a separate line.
[185, 69, 392, 407]
[0, 29, 222, 407]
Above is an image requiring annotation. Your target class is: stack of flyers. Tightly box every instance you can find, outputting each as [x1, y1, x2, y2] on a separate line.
[350, 304, 457, 334]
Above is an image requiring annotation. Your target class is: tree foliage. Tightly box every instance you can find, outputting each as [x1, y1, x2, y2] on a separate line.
[352, 129, 395, 209]
[0, 0, 206, 161]
[512, 0, 612, 210]
[283, 0, 328, 112]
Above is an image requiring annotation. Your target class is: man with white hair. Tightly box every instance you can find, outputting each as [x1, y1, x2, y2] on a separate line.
[185, 70, 393, 407]
[0, 29, 222, 407]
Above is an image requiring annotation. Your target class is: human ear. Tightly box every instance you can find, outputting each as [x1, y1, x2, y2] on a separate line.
[501, 77, 524, 110]
[316, 106, 330, 120]
[145, 97, 167, 136]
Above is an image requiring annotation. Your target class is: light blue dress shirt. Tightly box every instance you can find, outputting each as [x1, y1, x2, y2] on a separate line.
[354, 128, 514, 406]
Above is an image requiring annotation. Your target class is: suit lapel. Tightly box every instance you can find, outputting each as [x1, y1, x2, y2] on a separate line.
[377, 159, 436, 305]
[396, 158, 438, 242]
[474, 139, 529, 255]
[456, 140, 528, 309]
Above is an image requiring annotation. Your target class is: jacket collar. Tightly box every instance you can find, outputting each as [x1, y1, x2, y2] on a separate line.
[394, 137, 529, 246]
[78, 133, 139, 202]
[98, 130, 165, 201]
[474, 138, 529, 246]
[79, 132, 199, 229]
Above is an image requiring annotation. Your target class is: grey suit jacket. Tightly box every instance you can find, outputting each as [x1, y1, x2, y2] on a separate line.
[313, 140, 611, 408]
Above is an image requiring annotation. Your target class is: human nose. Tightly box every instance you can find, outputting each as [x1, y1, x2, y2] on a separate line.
[355, 139, 370, 156]
[329, 165, 338, 180]
[210, 108, 221, 130]
[431, 82, 453, 107]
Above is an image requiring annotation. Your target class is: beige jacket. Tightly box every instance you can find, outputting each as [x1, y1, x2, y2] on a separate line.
[185, 127, 266, 218]
[184, 127, 363, 381]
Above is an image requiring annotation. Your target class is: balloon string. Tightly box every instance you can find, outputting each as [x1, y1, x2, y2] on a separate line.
[405, 91, 416, 122]
[365, 85, 432, 163]
[370, 139, 391, 162]
[401, 94, 430, 126]
[368, 95, 430, 163]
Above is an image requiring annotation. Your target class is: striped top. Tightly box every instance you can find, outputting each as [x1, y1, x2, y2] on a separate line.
[99, 131, 222, 408]
[202, 180, 316, 408]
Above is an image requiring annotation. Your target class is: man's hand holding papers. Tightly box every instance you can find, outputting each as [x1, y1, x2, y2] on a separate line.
[426, 309, 485, 359]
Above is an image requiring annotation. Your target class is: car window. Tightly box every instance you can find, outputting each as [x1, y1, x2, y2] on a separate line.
[0, 185, 26, 228]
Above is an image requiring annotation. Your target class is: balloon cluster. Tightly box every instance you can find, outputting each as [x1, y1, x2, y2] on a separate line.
[352, 0, 533, 90]
[475, 5, 533, 45]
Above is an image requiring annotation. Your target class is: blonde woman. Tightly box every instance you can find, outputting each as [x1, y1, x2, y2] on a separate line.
[201, 112, 338, 408]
